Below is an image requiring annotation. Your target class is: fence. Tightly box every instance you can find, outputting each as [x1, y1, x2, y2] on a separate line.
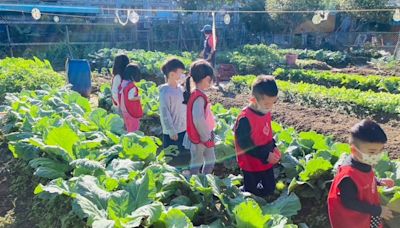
[1, 12, 399, 68]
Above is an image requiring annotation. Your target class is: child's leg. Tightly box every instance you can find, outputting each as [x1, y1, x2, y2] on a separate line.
[123, 113, 140, 132]
[190, 143, 206, 175]
[163, 134, 174, 149]
[202, 147, 215, 174]
[243, 169, 276, 197]
[177, 131, 187, 152]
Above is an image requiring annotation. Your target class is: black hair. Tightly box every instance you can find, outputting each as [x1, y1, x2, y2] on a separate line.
[204, 30, 212, 35]
[112, 54, 129, 76]
[122, 63, 141, 82]
[350, 119, 387, 144]
[161, 58, 185, 77]
[251, 75, 279, 100]
[183, 60, 215, 104]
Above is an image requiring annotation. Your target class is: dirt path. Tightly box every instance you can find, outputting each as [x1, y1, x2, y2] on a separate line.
[207, 89, 400, 159]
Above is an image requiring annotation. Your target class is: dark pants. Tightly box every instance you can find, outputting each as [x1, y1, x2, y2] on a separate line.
[242, 169, 276, 197]
[163, 131, 186, 150]
[163, 131, 190, 169]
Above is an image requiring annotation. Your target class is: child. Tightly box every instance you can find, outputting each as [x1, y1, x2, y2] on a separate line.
[183, 60, 216, 175]
[328, 119, 394, 228]
[120, 63, 143, 132]
[234, 75, 281, 197]
[159, 58, 187, 155]
[111, 54, 130, 111]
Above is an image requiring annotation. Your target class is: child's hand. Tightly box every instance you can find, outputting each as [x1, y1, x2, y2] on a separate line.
[273, 148, 281, 160]
[380, 206, 393, 220]
[170, 134, 178, 141]
[380, 178, 395, 188]
[267, 151, 280, 164]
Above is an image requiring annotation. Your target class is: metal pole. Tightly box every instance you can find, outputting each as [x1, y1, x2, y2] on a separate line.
[65, 25, 73, 58]
[6, 25, 13, 57]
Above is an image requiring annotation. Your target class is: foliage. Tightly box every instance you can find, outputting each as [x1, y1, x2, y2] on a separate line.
[337, 0, 390, 23]
[229, 44, 284, 75]
[97, 80, 160, 114]
[177, 0, 235, 11]
[295, 59, 332, 70]
[273, 68, 400, 94]
[98, 84, 113, 112]
[226, 44, 350, 74]
[270, 45, 349, 68]
[369, 55, 400, 76]
[1, 85, 301, 227]
[278, 80, 400, 118]
[266, 0, 330, 32]
[375, 157, 400, 228]
[4, 158, 86, 228]
[230, 75, 400, 119]
[239, 0, 271, 34]
[0, 57, 64, 100]
[88, 48, 196, 78]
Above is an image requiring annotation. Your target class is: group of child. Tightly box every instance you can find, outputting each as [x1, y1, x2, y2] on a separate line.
[111, 55, 143, 132]
[111, 55, 217, 175]
[111, 54, 395, 228]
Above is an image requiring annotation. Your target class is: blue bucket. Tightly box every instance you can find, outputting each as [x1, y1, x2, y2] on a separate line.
[66, 59, 92, 97]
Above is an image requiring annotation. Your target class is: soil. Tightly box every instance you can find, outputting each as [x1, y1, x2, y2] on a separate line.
[91, 73, 111, 93]
[206, 88, 400, 159]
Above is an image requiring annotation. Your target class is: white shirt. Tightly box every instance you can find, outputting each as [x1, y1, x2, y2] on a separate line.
[111, 74, 122, 106]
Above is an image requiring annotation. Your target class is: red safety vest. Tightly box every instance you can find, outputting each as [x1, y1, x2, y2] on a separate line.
[186, 89, 214, 148]
[234, 107, 275, 172]
[328, 165, 381, 228]
[121, 82, 143, 118]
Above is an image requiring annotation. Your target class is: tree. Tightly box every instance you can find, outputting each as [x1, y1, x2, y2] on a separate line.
[177, 0, 235, 11]
[239, 0, 270, 34]
[337, 0, 391, 23]
[266, 0, 330, 32]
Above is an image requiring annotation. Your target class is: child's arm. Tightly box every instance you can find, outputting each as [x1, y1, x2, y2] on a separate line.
[128, 87, 140, 101]
[192, 97, 212, 142]
[376, 178, 395, 188]
[111, 75, 121, 99]
[159, 90, 178, 139]
[338, 177, 381, 216]
[235, 117, 276, 163]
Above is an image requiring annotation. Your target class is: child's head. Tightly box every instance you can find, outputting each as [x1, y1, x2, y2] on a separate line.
[161, 58, 185, 82]
[122, 63, 141, 82]
[201, 25, 212, 36]
[189, 60, 215, 89]
[112, 54, 129, 76]
[349, 119, 387, 166]
[183, 60, 215, 104]
[250, 75, 279, 113]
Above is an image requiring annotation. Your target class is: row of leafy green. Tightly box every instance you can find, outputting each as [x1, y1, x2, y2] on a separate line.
[230, 75, 400, 119]
[269, 45, 349, 68]
[1, 85, 302, 227]
[273, 68, 400, 94]
[220, 44, 355, 75]
[0, 57, 65, 100]
[88, 48, 196, 78]
[88, 45, 388, 80]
